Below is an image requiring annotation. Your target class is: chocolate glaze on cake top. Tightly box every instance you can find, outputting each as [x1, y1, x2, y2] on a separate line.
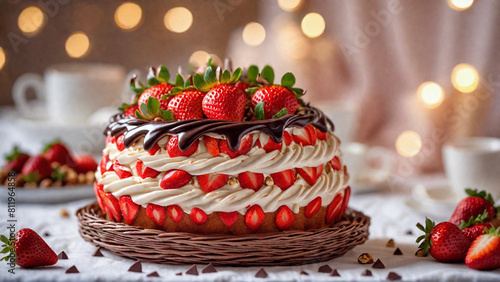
[105, 106, 334, 152]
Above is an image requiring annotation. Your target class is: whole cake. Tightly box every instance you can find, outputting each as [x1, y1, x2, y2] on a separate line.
[94, 62, 350, 235]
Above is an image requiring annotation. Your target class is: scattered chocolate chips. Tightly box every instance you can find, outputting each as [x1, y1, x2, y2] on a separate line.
[415, 249, 427, 257]
[128, 261, 142, 273]
[372, 259, 385, 269]
[175, 272, 182, 276]
[358, 253, 374, 264]
[255, 268, 268, 278]
[394, 248, 403, 255]
[147, 271, 160, 277]
[386, 239, 395, 247]
[66, 265, 79, 274]
[58, 251, 68, 260]
[330, 269, 341, 277]
[92, 247, 104, 257]
[202, 263, 217, 274]
[361, 269, 373, 276]
[318, 264, 332, 273]
[387, 271, 402, 280]
[406, 230, 413, 235]
[43, 232, 50, 237]
[186, 265, 198, 276]
[300, 271, 309, 275]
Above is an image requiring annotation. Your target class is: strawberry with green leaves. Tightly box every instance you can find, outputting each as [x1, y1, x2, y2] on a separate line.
[465, 227, 500, 270]
[450, 189, 497, 226]
[235, 65, 260, 99]
[459, 210, 494, 242]
[43, 141, 76, 168]
[1, 228, 58, 268]
[3, 146, 30, 173]
[416, 218, 471, 262]
[250, 66, 303, 119]
[194, 66, 246, 121]
[21, 155, 52, 183]
[166, 74, 206, 120]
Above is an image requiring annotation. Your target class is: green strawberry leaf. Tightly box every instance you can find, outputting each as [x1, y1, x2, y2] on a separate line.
[23, 172, 40, 183]
[255, 101, 265, 120]
[247, 65, 259, 84]
[135, 110, 145, 120]
[459, 210, 489, 229]
[281, 72, 295, 88]
[260, 65, 274, 85]
[272, 108, 287, 119]
[175, 74, 184, 87]
[43, 139, 63, 153]
[204, 66, 218, 85]
[169, 87, 183, 95]
[139, 103, 149, 118]
[160, 109, 174, 121]
[292, 88, 305, 96]
[0, 235, 9, 245]
[207, 58, 213, 67]
[416, 217, 436, 255]
[465, 188, 494, 205]
[184, 77, 191, 88]
[147, 97, 160, 115]
[157, 65, 170, 83]
[231, 67, 243, 83]
[193, 73, 209, 92]
[5, 146, 22, 161]
[221, 70, 231, 83]
[1, 246, 11, 254]
[51, 167, 66, 181]
[148, 76, 160, 86]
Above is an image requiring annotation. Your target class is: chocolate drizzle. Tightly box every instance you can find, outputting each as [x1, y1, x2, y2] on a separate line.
[105, 106, 334, 152]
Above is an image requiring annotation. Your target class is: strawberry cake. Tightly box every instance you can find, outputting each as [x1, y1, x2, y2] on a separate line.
[94, 62, 351, 235]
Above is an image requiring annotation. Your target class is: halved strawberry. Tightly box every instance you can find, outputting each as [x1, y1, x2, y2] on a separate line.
[104, 192, 122, 222]
[198, 173, 229, 193]
[296, 167, 318, 186]
[167, 136, 199, 157]
[340, 186, 351, 217]
[271, 169, 296, 190]
[316, 164, 324, 178]
[167, 205, 184, 223]
[159, 170, 191, 190]
[112, 161, 132, 179]
[136, 160, 160, 179]
[465, 227, 500, 270]
[220, 134, 253, 158]
[238, 172, 264, 191]
[190, 207, 208, 225]
[306, 125, 317, 145]
[148, 143, 161, 155]
[93, 182, 106, 214]
[292, 125, 317, 146]
[276, 205, 295, 230]
[316, 127, 328, 141]
[326, 193, 343, 224]
[245, 205, 265, 231]
[329, 156, 342, 171]
[204, 136, 220, 157]
[283, 131, 292, 146]
[116, 135, 126, 151]
[146, 204, 167, 226]
[119, 195, 140, 225]
[255, 136, 281, 153]
[305, 197, 322, 218]
[167, 90, 205, 120]
[218, 211, 238, 228]
[100, 154, 110, 173]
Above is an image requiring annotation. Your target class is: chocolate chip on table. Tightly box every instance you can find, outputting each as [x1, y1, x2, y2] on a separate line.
[186, 265, 198, 276]
[358, 253, 374, 264]
[361, 269, 373, 276]
[66, 265, 79, 274]
[92, 247, 104, 257]
[387, 271, 402, 280]
[406, 230, 413, 235]
[318, 264, 333, 273]
[175, 272, 182, 276]
[255, 268, 268, 278]
[147, 271, 160, 277]
[300, 271, 309, 275]
[202, 263, 217, 273]
[43, 232, 50, 237]
[128, 261, 142, 273]
[58, 251, 68, 260]
[394, 247, 403, 255]
[386, 239, 395, 247]
[372, 259, 385, 269]
[330, 269, 341, 277]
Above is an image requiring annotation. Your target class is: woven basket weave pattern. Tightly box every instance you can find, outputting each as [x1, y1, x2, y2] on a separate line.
[77, 202, 370, 266]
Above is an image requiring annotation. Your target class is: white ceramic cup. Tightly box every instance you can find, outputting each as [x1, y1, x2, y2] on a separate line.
[342, 142, 393, 183]
[443, 137, 500, 199]
[13, 63, 126, 123]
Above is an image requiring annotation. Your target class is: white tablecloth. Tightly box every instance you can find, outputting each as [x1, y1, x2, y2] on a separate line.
[1, 180, 499, 282]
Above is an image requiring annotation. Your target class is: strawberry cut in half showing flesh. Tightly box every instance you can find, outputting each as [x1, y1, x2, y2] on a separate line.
[238, 172, 264, 191]
[167, 136, 199, 158]
[104, 192, 122, 222]
[326, 193, 343, 224]
[465, 227, 500, 270]
[119, 195, 140, 225]
[245, 205, 265, 231]
[219, 134, 253, 158]
[218, 211, 239, 228]
[159, 170, 191, 190]
[275, 205, 295, 230]
[136, 160, 160, 179]
[146, 204, 167, 226]
[197, 173, 229, 193]
[190, 207, 208, 225]
[305, 197, 322, 218]
[271, 169, 296, 190]
[167, 205, 184, 223]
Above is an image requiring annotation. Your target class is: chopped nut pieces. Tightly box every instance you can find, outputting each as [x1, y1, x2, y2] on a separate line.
[358, 253, 374, 264]
[60, 209, 70, 218]
[415, 249, 427, 257]
[386, 239, 395, 247]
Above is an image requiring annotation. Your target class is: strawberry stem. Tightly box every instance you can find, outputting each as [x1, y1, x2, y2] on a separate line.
[416, 217, 435, 254]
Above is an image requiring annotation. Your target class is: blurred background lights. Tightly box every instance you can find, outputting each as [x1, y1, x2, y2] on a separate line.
[65, 32, 90, 58]
[278, 0, 302, 12]
[242, 22, 266, 46]
[418, 81, 445, 109]
[447, 0, 474, 11]
[0, 47, 5, 71]
[301, 13, 325, 38]
[18, 6, 45, 35]
[114, 2, 142, 30]
[189, 51, 210, 68]
[276, 18, 309, 60]
[396, 131, 423, 158]
[451, 63, 479, 93]
[164, 7, 193, 33]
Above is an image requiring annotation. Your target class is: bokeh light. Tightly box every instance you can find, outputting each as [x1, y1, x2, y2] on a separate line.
[189, 51, 210, 68]
[114, 2, 142, 30]
[396, 131, 422, 158]
[301, 13, 325, 38]
[0, 47, 5, 71]
[417, 81, 445, 109]
[18, 6, 45, 35]
[164, 7, 193, 33]
[278, 0, 302, 12]
[276, 18, 309, 60]
[447, 0, 474, 11]
[65, 32, 90, 58]
[396, 130, 422, 158]
[451, 63, 479, 93]
[242, 22, 266, 46]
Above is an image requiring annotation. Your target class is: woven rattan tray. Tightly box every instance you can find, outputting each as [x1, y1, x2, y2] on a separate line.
[77, 202, 370, 266]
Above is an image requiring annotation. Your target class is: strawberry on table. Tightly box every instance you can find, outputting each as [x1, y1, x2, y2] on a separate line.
[450, 189, 496, 226]
[465, 227, 500, 270]
[1, 228, 58, 268]
[3, 146, 30, 173]
[21, 155, 52, 183]
[416, 218, 471, 262]
[459, 210, 495, 241]
[74, 154, 97, 174]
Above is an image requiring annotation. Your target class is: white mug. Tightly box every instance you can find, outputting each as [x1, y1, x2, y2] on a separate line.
[443, 137, 500, 200]
[342, 142, 393, 183]
[13, 63, 126, 123]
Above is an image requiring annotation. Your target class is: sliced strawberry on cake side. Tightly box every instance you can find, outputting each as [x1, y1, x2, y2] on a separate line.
[198, 173, 229, 193]
[218, 211, 239, 228]
[326, 193, 343, 224]
[119, 195, 140, 225]
[190, 207, 208, 225]
[167, 205, 184, 223]
[238, 171, 264, 191]
[159, 170, 191, 190]
[271, 169, 296, 190]
[245, 205, 265, 231]
[146, 204, 167, 226]
[103, 192, 122, 222]
[219, 134, 253, 158]
[204, 136, 220, 157]
[305, 197, 322, 218]
[136, 160, 160, 179]
[167, 136, 199, 157]
[112, 161, 132, 179]
[275, 205, 295, 230]
[296, 167, 318, 186]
